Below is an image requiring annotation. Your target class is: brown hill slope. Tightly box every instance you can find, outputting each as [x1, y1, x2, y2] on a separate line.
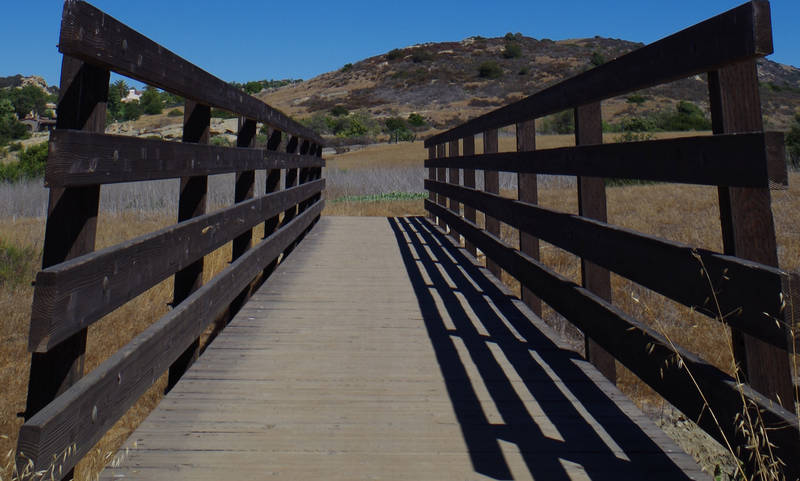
[258, 35, 800, 131]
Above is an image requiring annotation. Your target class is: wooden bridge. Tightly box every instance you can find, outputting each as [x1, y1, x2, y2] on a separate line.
[14, 1, 800, 480]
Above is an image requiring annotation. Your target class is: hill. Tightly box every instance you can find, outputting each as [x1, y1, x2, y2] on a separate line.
[258, 34, 800, 132]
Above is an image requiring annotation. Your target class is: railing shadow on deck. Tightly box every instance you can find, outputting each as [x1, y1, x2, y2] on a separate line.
[388, 216, 694, 480]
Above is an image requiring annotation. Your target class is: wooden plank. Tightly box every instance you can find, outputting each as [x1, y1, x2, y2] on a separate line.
[448, 140, 460, 243]
[425, 200, 800, 481]
[516, 119, 541, 316]
[17, 202, 324, 476]
[425, 0, 772, 146]
[29, 180, 324, 352]
[424, 132, 784, 188]
[708, 60, 795, 411]
[483, 129, 500, 278]
[20, 55, 108, 481]
[424, 180, 788, 349]
[263, 129, 283, 278]
[168, 99, 210, 391]
[46, 129, 325, 187]
[575, 103, 616, 383]
[462, 136, 477, 256]
[57, 0, 322, 144]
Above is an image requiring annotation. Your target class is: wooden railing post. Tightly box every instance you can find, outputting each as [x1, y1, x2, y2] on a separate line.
[436, 143, 447, 230]
[462, 135, 477, 257]
[575, 103, 616, 383]
[167, 99, 210, 392]
[298, 139, 311, 214]
[483, 129, 500, 277]
[233, 118, 257, 259]
[516, 119, 541, 316]
[427, 146, 436, 222]
[20, 55, 108, 479]
[708, 60, 794, 410]
[262, 128, 283, 278]
[448, 140, 460, 243]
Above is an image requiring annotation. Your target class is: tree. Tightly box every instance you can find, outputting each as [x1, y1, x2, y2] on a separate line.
[10, 85, 48, 118]
[590, 51, 606, 67]
[121, 100, 142, 121]
[140, 86, 163, 115]
[478, 61, 502, 79]
[107, 79, 129, 121]
[0, 99, 29, 146]
[407, 113, 425, 128]
[786, 112, 800, 168]
[502, 42, 522, 59]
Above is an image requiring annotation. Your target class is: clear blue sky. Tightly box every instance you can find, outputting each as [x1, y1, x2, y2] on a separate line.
[1, 0, 798, 88]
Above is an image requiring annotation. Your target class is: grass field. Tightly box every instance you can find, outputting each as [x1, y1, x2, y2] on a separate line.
[1, 134, 797, 480]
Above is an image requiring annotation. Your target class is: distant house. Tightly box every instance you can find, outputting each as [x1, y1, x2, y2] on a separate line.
[122, 89, 142, 103]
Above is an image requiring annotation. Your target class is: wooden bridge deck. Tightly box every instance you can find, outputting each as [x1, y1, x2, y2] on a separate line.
[99, 216, 707, 481]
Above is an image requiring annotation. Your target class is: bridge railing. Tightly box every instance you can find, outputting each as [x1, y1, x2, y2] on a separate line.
[16, 0, 325, 477]
[424, 1, 799, 477]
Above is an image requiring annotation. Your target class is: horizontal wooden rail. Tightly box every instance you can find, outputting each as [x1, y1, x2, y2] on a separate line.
[58, 0, 322, 144]
[46, 130, 325, 187]
[422, 203, 800, 480]
[425, 179, 790, 348]
[425, 0, 771, 146]
[29, 180, 324, 352]
[425, 132, 787, 188]
[17, 200, 323, 476]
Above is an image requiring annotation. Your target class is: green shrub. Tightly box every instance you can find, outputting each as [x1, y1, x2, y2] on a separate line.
[478, 61, 502, 79]
[407, 113, 426, 128]
[626, 94, 647, 104]
[8, 142, 22, 152]
[386, 49, 404, 60]
[167, 108, 183, 117]
[411, 50, 433, 63]
[502, 43, 522, 59]
[538, 110, 574, 134]
[140, 86, 163, 115]
[330, 105, 349, 117]
[210, 108, 237, 119]
[210, 136, 232, 147]
[656, 101, 711, 131]
[0, 141, 47, 182]
[518, 67, 530, 75]
[341, 63, 353, 72]
[590, 51, 606, 67]
[121, 100, 142, 121]
[384, 117, 407, 132]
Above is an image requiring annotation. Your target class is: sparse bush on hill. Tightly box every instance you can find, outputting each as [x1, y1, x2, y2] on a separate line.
[386, 49, 404, 61]
[210, 108, 237, 119]
[478, 61, 502, 79]
[167, 108, 182, 117]
[656, 101, 711, 131]
[590, 51, 606, 67]
[407, 113, 426, 128]
[140, 86, 163, 115]
[502, 42, 522, 59]
[341, 63, 354, 73]
[627, 94, 647, 104]
[210, 135, 232, 147]
[330, 105, 349, 117]
[538, 110, 574, 134]
[411, 49, 433, 63]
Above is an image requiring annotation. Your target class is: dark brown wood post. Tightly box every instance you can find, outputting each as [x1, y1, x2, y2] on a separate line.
[448, 139, 460, 243]
[263, 129, 282, 277]
[436, 143, 447, 230]
[283, 136, 300, 225]
[232, 118, 257, 259]
[167, 99, 210, 392]
[708, 60, 794, 410]
[427, 145, 436, 221]
[21, 57, 108, 479]
[462, 135, 477, 256]
[575, 103, 616, 383]
[298, 139, 310, 213]
[516, 119, 542, 316]
[483, 129, 500, 277]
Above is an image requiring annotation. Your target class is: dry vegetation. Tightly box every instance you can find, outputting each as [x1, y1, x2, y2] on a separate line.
[1, 134, 798, 480]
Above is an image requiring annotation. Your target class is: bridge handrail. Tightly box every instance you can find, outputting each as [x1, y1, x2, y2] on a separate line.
[16, 1, 325, 478]
[423, 1, 799, 479]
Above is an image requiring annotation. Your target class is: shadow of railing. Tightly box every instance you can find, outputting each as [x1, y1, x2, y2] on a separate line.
[387, 216, 695, 480]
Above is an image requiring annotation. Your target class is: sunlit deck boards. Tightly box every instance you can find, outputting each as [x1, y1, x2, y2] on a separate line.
[99, 216, 707, 481]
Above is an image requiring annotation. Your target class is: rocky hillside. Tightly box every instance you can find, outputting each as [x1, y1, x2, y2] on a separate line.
[259, 35, 800, 131]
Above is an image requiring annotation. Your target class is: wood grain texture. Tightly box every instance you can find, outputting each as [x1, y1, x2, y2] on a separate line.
[516, 120, 541, 316]
[18, 202, 324, 476]
[424, 180, 788, 348]
[708, 59, 795, 412]
[483, 129, 500, 278]
[46, 129, 324, 186]
[57, 0, 322, 144]
[425, 201, 799, 480]
[97, 216, 706, 481]
[462, 136, 477, 256]
[448, 140, 461, 243]
[425, 0, 772, 146]
[424, 132, 783, 187]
